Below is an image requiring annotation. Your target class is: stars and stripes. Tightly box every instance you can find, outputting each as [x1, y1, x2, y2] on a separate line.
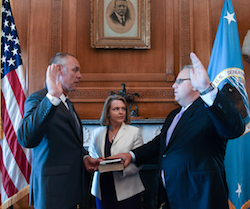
[0, 0, 31, 207]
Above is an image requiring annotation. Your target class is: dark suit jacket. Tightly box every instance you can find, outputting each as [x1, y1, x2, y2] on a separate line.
[18, 88, 88, 209]
[109, 10, 130, 26]
[133, 91, 245, 209]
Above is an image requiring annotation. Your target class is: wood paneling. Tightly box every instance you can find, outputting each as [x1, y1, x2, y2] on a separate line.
[11, 0, 250, 120]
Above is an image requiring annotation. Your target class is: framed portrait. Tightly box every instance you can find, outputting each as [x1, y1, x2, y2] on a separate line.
[90, 0, 151, 49]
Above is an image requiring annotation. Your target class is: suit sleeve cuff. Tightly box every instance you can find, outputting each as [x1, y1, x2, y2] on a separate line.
[46, 93, 61, 106]
[129, 151, 136, 162]
[200, 88, 218, 107]
[83, 155, 90, 160]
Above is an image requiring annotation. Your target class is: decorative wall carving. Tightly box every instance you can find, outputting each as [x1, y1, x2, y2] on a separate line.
[69, 87, 174, 102]
[83, 127, 91, 143]
[180, 0, 191, 67]
[51, 0, 62, 57]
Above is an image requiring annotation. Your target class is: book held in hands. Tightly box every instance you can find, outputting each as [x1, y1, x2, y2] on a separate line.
[98, 158, 124, 173]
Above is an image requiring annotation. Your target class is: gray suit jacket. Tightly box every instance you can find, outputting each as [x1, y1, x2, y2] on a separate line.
[18, 88, 88, 209]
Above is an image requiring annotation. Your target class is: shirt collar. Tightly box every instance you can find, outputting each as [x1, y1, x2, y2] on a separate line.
[60, 94, 69, 109]
[183, 103, 192, 111]
[115, 11, 124, 22]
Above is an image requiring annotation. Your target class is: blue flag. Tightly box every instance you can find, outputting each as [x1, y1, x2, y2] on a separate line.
[207, 0, 250, 208]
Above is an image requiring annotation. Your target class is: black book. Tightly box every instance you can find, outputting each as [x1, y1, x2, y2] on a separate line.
[98, 158, 124, 173]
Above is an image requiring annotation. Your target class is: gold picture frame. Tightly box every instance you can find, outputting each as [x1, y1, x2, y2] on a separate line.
[90, 0, 151, 49]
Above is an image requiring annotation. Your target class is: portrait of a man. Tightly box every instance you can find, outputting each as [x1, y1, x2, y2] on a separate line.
[91, 0, 150, 48]
[110, 0, 131, 26]
[106, 0, 136, 34]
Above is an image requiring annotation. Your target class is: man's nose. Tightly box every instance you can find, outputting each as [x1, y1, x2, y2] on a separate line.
[77, 72, 82, 79]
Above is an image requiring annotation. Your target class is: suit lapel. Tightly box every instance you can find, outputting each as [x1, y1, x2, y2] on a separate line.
[112, 123, 127, 146]
[167, 99, 201, 148]
[99, 127, 108, 157]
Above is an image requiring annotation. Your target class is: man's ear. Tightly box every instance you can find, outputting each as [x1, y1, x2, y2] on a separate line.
[57, 65, 63, 76]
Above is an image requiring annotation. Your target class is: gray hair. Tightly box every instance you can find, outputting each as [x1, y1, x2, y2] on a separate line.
[49, 52, 76, 67]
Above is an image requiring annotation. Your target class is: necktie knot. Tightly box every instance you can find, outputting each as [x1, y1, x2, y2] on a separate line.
[176, 108, 185, 119]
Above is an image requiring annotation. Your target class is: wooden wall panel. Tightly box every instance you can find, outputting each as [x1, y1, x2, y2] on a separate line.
[75, 0, 168, 75]
[11, 0, 250, 120]
[192, 0, 211, 68]
[28, 0, 52, 93]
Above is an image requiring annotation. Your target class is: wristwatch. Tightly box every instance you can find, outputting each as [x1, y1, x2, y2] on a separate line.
[200, 83, 215, 95]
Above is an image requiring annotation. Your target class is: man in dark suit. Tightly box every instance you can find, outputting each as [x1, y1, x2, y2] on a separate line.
[110, 52, 245, 209]
[18, 53, 100, 209]
[109, 0, 130, 26]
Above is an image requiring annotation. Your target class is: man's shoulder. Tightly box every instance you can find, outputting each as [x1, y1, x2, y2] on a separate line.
[26, 88, 48, 103]
[109, 12, 117, 20]
[29, 88, 47, 98]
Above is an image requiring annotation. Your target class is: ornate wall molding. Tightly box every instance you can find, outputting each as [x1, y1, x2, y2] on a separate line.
[180, 0, 192, 67]
[79, 73, 168, 82]
[69, 87, 174, 102]
[51, 0, 62, 57]
[165, 0, 175, 81]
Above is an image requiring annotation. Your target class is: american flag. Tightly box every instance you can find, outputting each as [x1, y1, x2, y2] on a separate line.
[0, 0, 31, 208]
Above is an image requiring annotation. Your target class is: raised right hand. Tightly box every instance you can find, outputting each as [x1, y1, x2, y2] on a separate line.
[46, 64, 63, 98]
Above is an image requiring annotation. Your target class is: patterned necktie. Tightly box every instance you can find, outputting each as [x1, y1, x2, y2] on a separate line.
[166, 108, 185, 146]
[66, 98, 81, 138]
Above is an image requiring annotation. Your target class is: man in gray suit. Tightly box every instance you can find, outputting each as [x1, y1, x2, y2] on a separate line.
[18, 53, 100, 209]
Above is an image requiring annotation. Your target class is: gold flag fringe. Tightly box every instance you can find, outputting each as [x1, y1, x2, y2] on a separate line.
[241, 199, 250, 209]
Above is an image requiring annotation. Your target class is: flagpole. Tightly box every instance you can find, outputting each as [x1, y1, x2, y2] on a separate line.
[0, 0, 3, 140]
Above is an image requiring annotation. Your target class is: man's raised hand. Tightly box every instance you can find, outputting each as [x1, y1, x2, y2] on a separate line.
[189, 52, 211, 93]
[46, 64, 63, 98]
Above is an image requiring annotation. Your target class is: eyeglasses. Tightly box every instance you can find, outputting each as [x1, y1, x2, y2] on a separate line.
[174, 78, 190, 84]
